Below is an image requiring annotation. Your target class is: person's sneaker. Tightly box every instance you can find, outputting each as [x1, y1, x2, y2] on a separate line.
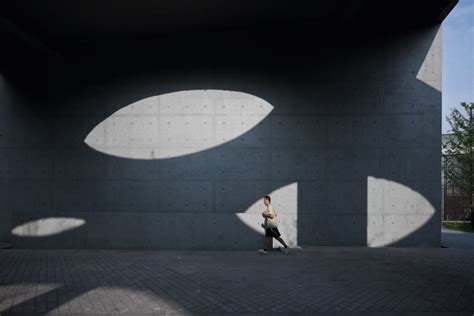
[258, 249, 268, 255]
[281, 247, 289, 255]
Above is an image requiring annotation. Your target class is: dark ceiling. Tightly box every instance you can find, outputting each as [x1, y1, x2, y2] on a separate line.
[0, 0, 458, 89]
[1, 0, 457, 46]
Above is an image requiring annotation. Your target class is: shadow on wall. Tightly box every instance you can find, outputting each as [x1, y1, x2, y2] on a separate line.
[3, 23, 441, 250]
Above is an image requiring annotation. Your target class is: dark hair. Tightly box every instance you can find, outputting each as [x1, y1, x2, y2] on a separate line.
[264, 195, 271, 202]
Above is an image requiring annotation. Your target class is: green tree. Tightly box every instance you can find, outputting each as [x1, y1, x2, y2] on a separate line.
[444, 102, 474, 227]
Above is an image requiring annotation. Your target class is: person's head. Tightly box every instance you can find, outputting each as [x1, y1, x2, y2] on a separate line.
[263, 195, 271, 206]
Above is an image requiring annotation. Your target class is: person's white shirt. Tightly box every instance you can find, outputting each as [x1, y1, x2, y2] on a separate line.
[265, 204, 278, 228]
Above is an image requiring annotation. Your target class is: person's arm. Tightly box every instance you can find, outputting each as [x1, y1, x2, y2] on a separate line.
[267, 206, 276, 219]
[262, 209, 275, 219]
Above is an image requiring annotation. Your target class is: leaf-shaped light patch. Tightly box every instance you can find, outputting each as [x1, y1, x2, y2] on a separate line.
[12, 217, 85, 237]
[85, 89, 273, 159]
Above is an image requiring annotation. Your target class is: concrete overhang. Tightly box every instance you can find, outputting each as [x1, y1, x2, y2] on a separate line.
[0, 0, 458, 49]
[0, 0, 458, 86]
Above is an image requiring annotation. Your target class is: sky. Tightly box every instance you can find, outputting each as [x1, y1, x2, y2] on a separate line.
[442, 0, 474, 133]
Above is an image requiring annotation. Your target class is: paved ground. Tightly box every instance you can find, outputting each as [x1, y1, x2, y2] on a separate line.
[441, 227, 474, 249]
[0, 247, 474, 316]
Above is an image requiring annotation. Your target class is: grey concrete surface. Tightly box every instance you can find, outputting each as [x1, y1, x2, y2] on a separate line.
[442, 227, 474, 249]
[0, 242, 12, 249]
[0, 22, 443, 249]
[0, 247, 473, 315]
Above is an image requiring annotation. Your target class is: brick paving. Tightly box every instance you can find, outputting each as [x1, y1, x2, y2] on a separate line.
[0, 247, 474, 315]
[442, 228, 474, 249]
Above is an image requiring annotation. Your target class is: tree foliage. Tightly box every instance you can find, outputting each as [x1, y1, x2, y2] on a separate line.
[444, 102, 474, 218]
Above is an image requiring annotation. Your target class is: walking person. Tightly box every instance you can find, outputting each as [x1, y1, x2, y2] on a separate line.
[258, 195, 289, 255]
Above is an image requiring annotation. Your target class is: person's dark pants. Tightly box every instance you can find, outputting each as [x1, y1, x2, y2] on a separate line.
[264, 227, 281, 250]
[265, 227, 281, 238]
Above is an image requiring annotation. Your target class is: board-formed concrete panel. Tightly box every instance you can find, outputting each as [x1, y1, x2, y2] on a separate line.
[1, 24, 443, 249]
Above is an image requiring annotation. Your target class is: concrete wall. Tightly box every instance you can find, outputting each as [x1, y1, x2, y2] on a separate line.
[0, 24, 442, 249]
[0, 76, 11, 242]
